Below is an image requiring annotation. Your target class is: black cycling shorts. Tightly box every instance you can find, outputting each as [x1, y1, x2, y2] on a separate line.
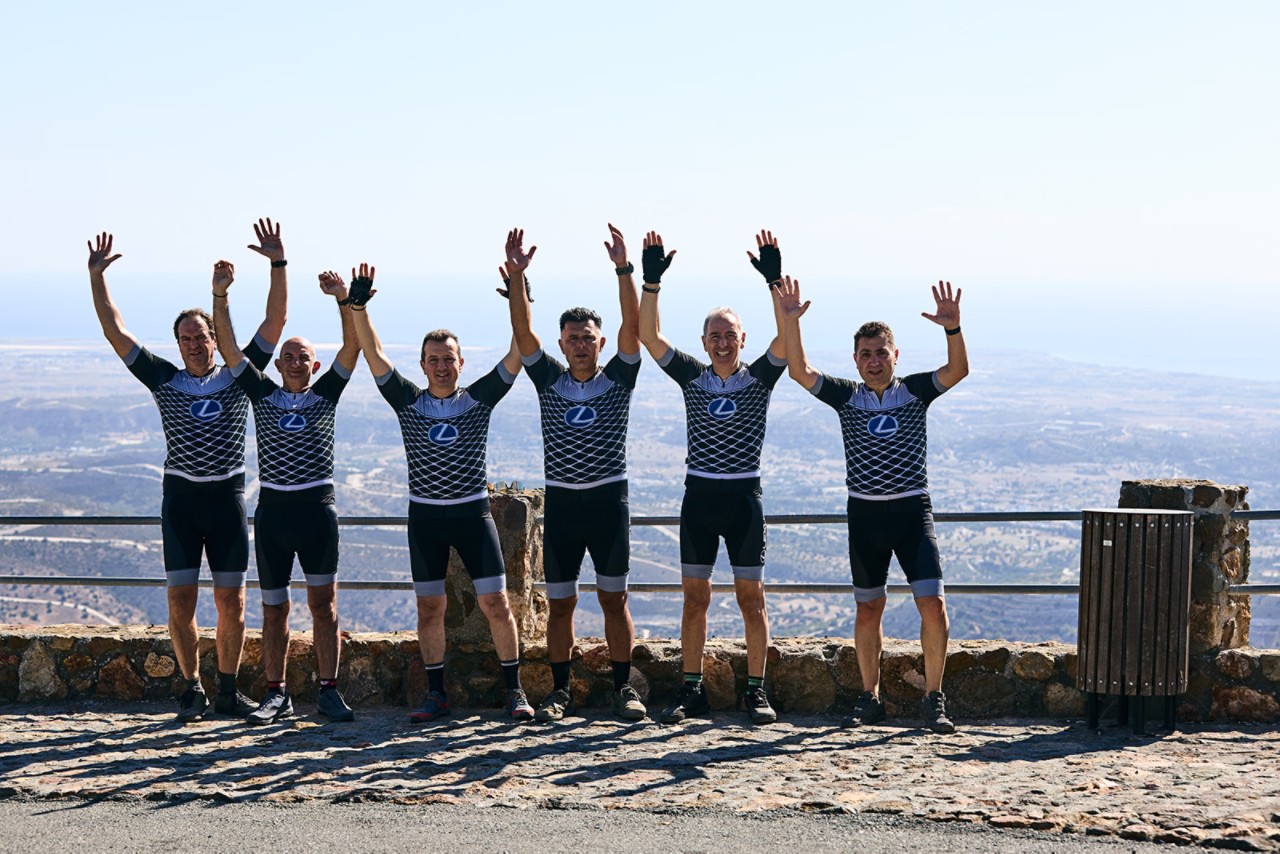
[679, 476, 766, 581]
[253, 497, 340, 605]
[847, 494, 944, 601]
[161, 485, 248, 588]
[543, 481, 630, 598]
[407, 498, 506, 597]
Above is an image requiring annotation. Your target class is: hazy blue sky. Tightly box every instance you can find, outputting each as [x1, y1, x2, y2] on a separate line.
[3, 2, 1276, 375]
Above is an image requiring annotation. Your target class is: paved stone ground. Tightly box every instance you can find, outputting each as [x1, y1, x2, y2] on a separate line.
[1, 702, 1278, 851]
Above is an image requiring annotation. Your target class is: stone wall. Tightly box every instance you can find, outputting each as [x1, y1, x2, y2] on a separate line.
[4, 625, 1278, 723]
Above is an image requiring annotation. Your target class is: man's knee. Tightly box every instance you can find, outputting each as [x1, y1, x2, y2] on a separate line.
[167, 585, 198, 617]
[212, 586, 246, 615]
[263, 601, 290, 622]
[416, 595, 447, 622]
[596, 590, 629, 617]
[734, 582, 766, 617]
[914, 594, 948, 622]
[856, 597, 887, 619]
[682, 582, 712, 613]
[307, 585, 338, 622]
[548, 596, 578, 621]
[478, 590, 513, 622]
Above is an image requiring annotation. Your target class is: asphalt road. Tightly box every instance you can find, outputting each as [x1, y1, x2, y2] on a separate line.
[0, 797, 1214, 853]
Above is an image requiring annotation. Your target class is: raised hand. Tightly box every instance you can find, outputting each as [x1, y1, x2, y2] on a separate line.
[87, 232, 123, 273]
[773, 276, 810, 319]
[747, 229, 782, 284]
[604, 223, 628, 268]
[319, 270, 349, 302]
[641, 231, 676, 285]
[212, 260, 235, 295]
[495, 261, 533, 302]
[344, 263, 376, 306]
[921, 280, 962, 329]
[505, 228, 537, 272]
[247, 218, 285, 262]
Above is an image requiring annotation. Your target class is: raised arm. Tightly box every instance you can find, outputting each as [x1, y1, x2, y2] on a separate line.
[501, 228, 540, 358]
[604, 223, 640, 354]
[773, 276, 819, 390]
[921, 280, 969, 388]
[210, 260, 245, 370]
[318, 271, 361, 373]
[748, 229, 787, 361]
[502, 332, 523, 378]
[86, 233, 138, 359]
[246, 217, 288, 346]
[637, 231, 676, 360]
[335, 263, 393, 377]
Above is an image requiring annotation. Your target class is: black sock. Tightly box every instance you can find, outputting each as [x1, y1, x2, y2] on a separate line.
[267, 680, 285, 694]
[747, 675, 765, 690]
[319, 678, 337, 691]
[426, 662, 445, 698]
[218, 671, 237, 696]
[550, 660, 571, 693]
[187, 677, 201, 691]
[611, 660, 631, 691]
[683, 672, 704, 689]
[501, 659, 522, 691]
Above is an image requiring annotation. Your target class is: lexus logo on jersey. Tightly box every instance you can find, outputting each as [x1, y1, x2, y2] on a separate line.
[278, 413, 308, 432]
[428, 423, 460, 446]
[707, 398, 737, 419]
[189, 399, 223, 421]
[866, 414, 899, 438]
[564, 405, 597, 427]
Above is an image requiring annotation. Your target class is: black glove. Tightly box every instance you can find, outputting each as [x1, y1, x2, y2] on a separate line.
[642, 243, 674, 285]
[498, 274, 533, 302]
[750, 243, 782, 284]
[343, 275, 375, 306]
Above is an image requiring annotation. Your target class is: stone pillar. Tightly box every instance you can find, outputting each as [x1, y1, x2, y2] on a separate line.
[1118, 479, 1250, 652]
[444, 489, 547, 646]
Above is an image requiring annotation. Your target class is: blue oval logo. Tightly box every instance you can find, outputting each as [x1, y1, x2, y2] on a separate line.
[564, 405, 597, 428]
[428, 423, 460, 446]
[867, 414, 899, 438]
[278, 413, 308, 432]
[707, 398, 737, 419]
[189, 399, 223, 421]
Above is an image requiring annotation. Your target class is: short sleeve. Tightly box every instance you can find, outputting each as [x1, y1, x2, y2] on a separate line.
[603, 350, 641, 389]
[747, 350, 787, 390]
[903, 371, 947, 407]
[522, 349, 566, 393]
[243, 332, 275, 371]
[656, 346, 706, 386]
[467, 361, 518, 407]
[312, 361, 353, 404]
[810, 373, 857, 410]
[376, 368, 423, 410]
[230, 359, 276, 402]
[123, 345, 178, 391]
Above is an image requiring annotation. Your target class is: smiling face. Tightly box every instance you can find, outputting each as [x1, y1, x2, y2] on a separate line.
[275, 337, 320, 393]
[175, 315, 217, 377]
[854, 332, 899, 391]
[420, 336, 464, 397]
[558, 319, 605, 380]
[701, 309, 745, 376]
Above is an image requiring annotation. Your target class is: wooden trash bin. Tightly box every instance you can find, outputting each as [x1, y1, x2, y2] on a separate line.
[1076, 508, 1193, 734]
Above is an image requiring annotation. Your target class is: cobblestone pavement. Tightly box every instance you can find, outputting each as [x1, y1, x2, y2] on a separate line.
[1, 703, 1278, 851]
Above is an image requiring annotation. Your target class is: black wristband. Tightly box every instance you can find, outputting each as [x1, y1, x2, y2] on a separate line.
[945, 325, 962, 336]
[642, 285, 661, 294]
[270, 259, 287, 268]
[767, 279, 782, 290]
[615, 263, 634, 276]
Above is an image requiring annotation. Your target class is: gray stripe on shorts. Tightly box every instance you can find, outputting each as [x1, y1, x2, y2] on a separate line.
[474, 575, 507, 596]
[910, 578, 945, 598]
[854, 584, 888, 603]
[595, 573, 629, 594]
[212, 571, 247, 589]
[261, 587, 290, 606]
[546, 580, 578, 600]
[414, 580, 446, 598]
[305, 573, 336, 587]
[166, 568, 200, 588]
[681, 563, 714, 580]
[731, 565, 764, 582]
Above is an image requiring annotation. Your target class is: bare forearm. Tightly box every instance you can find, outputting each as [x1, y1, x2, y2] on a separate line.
[89, 271, 137, 358]
[769, 287, 788, 360]
[334, 302, 360, 372]
[502, 333, 523, 377]
[784, 317, 820, 389]
[937, 329, 969, 388]
[638, 290, 670, 359]
[507, 270, 540, 357]
[351, 308, 393, 376]
[258, 264, 288, 344]
[617, 270, 641, 353]
[211, 294, 245, 369]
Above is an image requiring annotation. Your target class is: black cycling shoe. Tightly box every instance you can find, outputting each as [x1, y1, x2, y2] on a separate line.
[660, 682, 710, 724]
[842, 691, 887, 728]
[176, 683, 209, 723]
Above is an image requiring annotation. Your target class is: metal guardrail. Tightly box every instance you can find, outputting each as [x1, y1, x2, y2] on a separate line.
[0, 511, 1275, 596]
